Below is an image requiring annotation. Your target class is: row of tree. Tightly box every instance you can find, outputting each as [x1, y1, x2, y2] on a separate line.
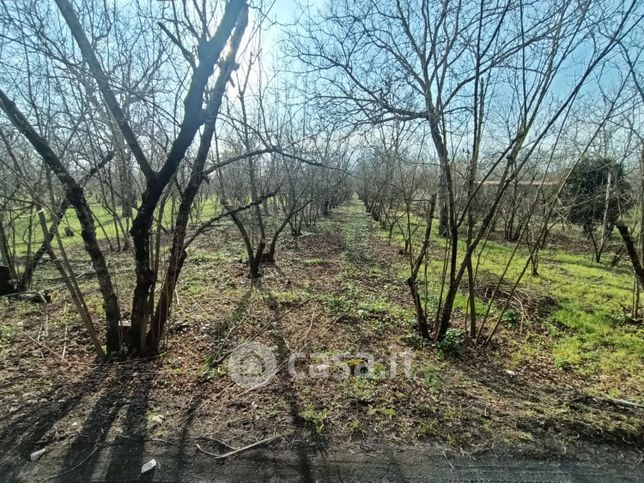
[292, 0, 643, 341]
[0, 0, 642, 357]
[0, 0, 352, 357]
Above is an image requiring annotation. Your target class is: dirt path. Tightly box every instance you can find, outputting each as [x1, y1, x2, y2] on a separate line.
[3, 441, 642, 482]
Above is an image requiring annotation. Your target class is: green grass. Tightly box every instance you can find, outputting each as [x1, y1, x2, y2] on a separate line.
[375, 205, 643, 395]
[300, 406, 330, 434]
[8, 196, 223, 257]
[7, 203, 121, 257]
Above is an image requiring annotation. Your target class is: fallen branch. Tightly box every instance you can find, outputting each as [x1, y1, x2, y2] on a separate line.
[568, 393, 644, 409]
[605, 397, 644, 409]
[194, 436, 237, 451]
[1, 291, 50, 303]
[196, 434, 282, 459]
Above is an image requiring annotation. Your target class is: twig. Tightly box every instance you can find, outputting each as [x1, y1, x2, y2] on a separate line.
[442, 450, 455, 470]
[196, 434, 282, 459]
[26, 335, 71, 366]
[45, 444, 99, 480]
[61, 322, 68, 360]
[605, 398, 644, 409]
[194, 436, 237, 451]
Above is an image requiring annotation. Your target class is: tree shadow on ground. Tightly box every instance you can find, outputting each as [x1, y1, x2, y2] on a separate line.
[43, 361, 155, 481]
[261, 287, 317, 482]
[0, 363, 108, 478]
[204, 287, 253, 361]
[165, 287, 255, 481]
[154, 285, 301, 480]
[0, 358, 159, 481]
[449, 347, 644, 454]
[102, 364, 153, 481]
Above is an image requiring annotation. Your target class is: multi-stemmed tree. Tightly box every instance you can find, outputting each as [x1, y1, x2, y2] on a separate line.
[0, 0, 249, 355]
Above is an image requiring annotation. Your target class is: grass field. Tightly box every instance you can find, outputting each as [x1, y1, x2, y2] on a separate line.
[7, 196, 223, 256]
[380, 206, 643, 395]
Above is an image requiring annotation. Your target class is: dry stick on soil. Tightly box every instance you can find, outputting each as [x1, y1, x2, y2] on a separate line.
[26, 335, 71, 366]
[196, 434, 282, 459]
[605, 398, 644, 409]
[1, 291, 48, 303]
[194, 436, 237, 451]
[44, 444, 99, 481]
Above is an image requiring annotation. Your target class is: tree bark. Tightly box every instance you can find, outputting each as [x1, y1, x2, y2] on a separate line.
[616, 222, 644, 289]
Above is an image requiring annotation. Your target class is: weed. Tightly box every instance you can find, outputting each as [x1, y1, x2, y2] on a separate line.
[300, 406, 329, 434]
[347, 378, 376, 403]
[348, 418, 364, 435]
[369, 406, 397, 419]
[324, 294, 351, 314]
[502, 309, 519, 327]
[437, 328, 464, 357]
[272, 290, 307, 306]
[423, 369, 443, 390]
[416, 419, 437, 438]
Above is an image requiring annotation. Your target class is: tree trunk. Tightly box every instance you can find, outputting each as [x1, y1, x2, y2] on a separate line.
[147, 7, 248, 352]
[616, 222, 644, 289]
[0, 89, 121, 354]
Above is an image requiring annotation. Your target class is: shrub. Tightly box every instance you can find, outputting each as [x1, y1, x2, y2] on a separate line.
[437, 328, 464, 357]
[502, 309, 519, 327]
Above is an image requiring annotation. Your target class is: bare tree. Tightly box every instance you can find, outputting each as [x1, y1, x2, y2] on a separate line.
[0, 0, 249, 355]
[289, 0, 641, 340]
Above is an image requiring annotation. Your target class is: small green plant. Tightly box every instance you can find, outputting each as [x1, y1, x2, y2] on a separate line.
[423, 369, 442, 390]
[0, 323, 15, 340]
[348, 418, 364, 435]
[416, 403, 436, 418]
[347, 378, 375, 403]
[325, 294, 350, 313]
[403, 332, 426, 348]
[201, 354, 226, 380]
[437, 328, 464, 357]
[416, 419, 437, 438]
[273, 290, 306, 306]
[502, 309, 519, 327]
[300, 406, 329, 434]
[369, 406, 397, 419]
